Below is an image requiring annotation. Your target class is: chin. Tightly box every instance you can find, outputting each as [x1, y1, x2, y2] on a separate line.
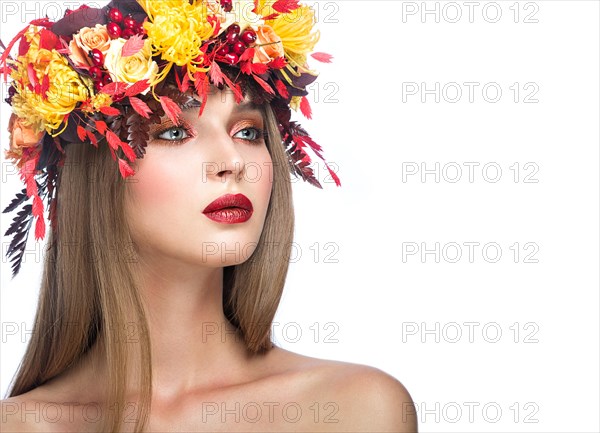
[173, 233, 262, 268]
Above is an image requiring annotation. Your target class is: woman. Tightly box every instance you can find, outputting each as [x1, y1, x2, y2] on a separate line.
[1, 1, 417, 431]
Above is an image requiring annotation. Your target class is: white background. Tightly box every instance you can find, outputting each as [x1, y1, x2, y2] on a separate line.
[1, 1, 599, 431]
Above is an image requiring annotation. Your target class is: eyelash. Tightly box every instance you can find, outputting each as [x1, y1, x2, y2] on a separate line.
[153, 124, 267, 145]
[233, 126, 267, 144]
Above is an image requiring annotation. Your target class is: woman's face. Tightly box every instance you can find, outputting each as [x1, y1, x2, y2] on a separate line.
[125, 88, 273, 270]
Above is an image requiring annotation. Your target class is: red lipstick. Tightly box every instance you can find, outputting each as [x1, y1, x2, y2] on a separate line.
[202, 193, 253, 224]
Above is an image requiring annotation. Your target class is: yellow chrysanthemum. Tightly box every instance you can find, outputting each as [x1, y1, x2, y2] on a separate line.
[10, 27, 92, 135]
[142, 0, 215, 82]
[266, 5, 320, 73]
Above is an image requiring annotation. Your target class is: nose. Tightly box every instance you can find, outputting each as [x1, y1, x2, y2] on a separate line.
[205, 129, 246, 183]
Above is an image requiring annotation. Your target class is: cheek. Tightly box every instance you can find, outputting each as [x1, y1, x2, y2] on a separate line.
[254, 149, 274, 205]
[125, 149, 192, 230]
[129, 156, 179, 205]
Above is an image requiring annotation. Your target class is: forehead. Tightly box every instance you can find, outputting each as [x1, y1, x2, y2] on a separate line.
[162, 84, 265, 115]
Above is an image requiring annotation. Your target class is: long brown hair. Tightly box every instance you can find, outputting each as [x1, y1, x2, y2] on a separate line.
[6, 101, 295, 432]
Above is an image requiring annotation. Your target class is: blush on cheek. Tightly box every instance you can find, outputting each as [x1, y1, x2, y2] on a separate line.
[130, 157, 185, 207]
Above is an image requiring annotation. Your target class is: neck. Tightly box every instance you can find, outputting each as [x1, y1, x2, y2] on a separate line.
[80, 258, 256, 404]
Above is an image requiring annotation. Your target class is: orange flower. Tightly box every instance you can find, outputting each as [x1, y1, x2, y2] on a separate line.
[5, 114, 43, 168]
[253, 25, 284, 64]
[69, 24, 111, 67]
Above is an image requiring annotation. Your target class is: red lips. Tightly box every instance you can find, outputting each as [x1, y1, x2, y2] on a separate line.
[202, 194, 253, 224]
[203, 193, 253, 213]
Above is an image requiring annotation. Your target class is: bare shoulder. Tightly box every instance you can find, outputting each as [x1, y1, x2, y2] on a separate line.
[1, 394, 48, 433]
[264, 347, 418, 432]
[1, 386, 93, 433]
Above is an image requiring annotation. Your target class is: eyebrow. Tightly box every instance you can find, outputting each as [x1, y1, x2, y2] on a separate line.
[180, 99, 262, 113]
[233, 100, 262, 113]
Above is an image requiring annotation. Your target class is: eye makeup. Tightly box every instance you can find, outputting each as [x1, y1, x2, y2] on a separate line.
[149, 107, 267, 147]
[150, 118, 197, 145]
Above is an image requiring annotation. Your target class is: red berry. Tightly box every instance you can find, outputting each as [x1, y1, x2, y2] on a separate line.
[95, 81, 105, 92]
[102, 74, 113, 85]
[227, 24, 240, 35]
[89, 49, 104, 67]
[89, 66, 103, 80]
[226, 31, 239, 45]
[223, 53, 239, 64]
[232, 41, 246, 55]
[134, 22, 145, 35]
[123, 15, 137, 30]
[108, 7, 123, 23]
[122, 28, 136, 39]
[240, 29, 257, 46]
[107, 22, 122, 39]
[221, 0, 233, 12]
[216, 45, 230, 56]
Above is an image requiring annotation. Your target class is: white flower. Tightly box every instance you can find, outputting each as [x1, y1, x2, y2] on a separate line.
[104, 38, 159, 93]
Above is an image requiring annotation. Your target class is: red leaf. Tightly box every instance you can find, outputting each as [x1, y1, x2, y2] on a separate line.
[240, 48, 255, 62]
[209, 62, 224, 87]
[30, 18, 53, 28]
[268, 56, 287, 69]
[253, 74, 275, 95]
[272, 0, 300, 13]
[100, 106, 121, 116]
[240, 61, 253, 75]
[118, 158, 136, 178]
[124, 79, 150, 97]
[194, 72, 209, 117]
[262, 13, 279, 21]
[18, 37, 31, 57]
[86, 129, 98, 147]
[95, 120, 107, 135]
[194, 71, 208, 98]
[129, 96, 152, 119]
[160, 96, 182, 125]
[101, 82, 128, 96]
[41, 75, 50, 99]
[27, 63, 39, 87]
[222, 74, 243, 103]
[34, 216, 46, 240]
[274, 79, 289, 99]
[120, 142, 137, 163]
[207, 15, 221, 37]
[121, 34, 145, 57]
[176, 70, 190, 93]
[39, 29, 59, 51]
[32, 195, 44, 218]
[251, 63, 268, 75]
[106, 130, 123, 151]
[182, 72, 191, 93]
[326, 163, 341, 187]
[311, 52, 333, 63]
[77, 125, 87, 141]
[1, 24, 36, 81]
[22, 159, 38, 196]
[300, 96, 312, 119]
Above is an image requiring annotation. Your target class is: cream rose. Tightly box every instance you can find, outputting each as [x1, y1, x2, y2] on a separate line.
[69, 24, 111, 67]
[253, 25, 284, 64]
[104, 38, 159, 92]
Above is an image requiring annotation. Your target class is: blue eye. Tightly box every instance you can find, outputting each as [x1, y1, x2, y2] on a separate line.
[234, 127, 263, 142]
[157, 127, 189, 141]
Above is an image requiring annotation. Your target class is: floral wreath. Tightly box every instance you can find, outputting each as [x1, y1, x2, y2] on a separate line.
[0, 0, 340, 278]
